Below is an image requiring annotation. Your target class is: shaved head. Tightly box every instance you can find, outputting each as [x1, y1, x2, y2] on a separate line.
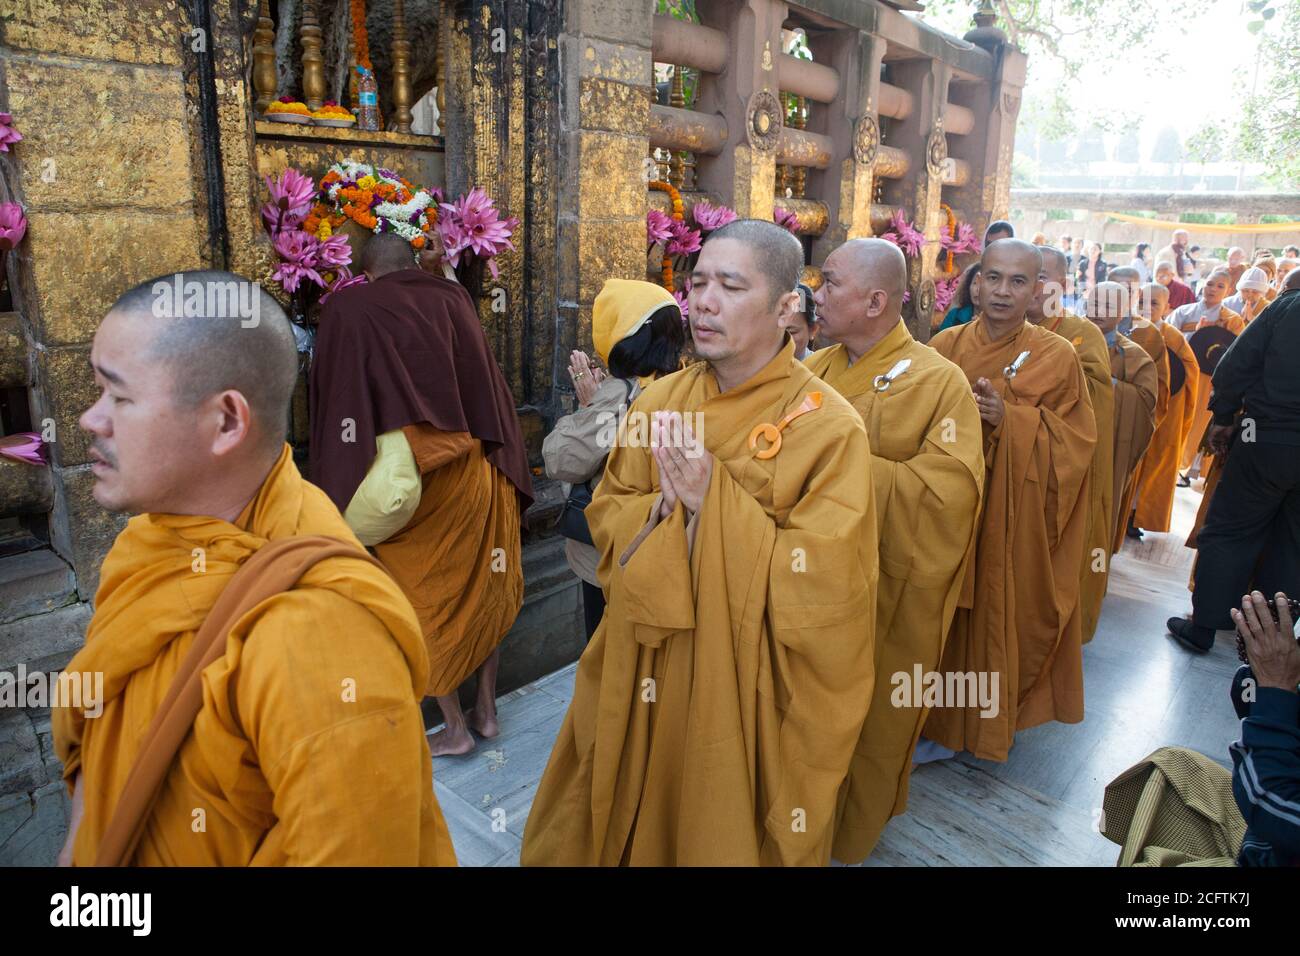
[1286, 268, 1300, 292]
[1038, 244, 1068, 281]
[976, 239, 1042, 330]
[837, 237, 908, 300]
[361, 232, 418, 278]
[814, 238, 908, 355]
[707, 218, 804, 306]
[1028, 244, 1067, 324]
[1085, 281, 1126, 333]
[83, 271, 299, 515]
[110, 272, 297, 455]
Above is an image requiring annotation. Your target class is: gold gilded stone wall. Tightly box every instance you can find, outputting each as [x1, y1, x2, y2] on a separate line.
[1, 0, 212, 600]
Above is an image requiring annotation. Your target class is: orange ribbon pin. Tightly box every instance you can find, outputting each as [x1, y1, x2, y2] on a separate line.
[748, 391, 823, 460]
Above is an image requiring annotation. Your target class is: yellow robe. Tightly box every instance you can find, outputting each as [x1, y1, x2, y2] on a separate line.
[1108, 334, 1159, 553]
[805, 322, 983, 864]
[923, 317, 1097, 762]
[372, 424, 523, 698]
[1133, 323, 1200, 532]
[1113, 322, 1168, 547]
[1042, 312, 1113, 644]
[1180, 307, 1245, 472]
[52, 445, 456, 866]
[521, 340, 879, 866]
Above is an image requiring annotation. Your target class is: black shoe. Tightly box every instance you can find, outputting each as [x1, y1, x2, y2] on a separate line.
[1167, 617, 1214, 654]
[1126, 523, 1144, 540]
[1176, 473, 1191, 487]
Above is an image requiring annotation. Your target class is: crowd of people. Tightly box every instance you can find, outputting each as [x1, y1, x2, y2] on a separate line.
[49, 213, 1299, 868]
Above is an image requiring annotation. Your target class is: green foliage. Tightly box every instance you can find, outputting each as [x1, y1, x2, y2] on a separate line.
[1011, 152, 1038, 187]
[1186, 121, 1228, 164]
[1233, 0, 1300, 187]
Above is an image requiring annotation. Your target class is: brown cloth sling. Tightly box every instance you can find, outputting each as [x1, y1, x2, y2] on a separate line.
[93, 535, 384, 867]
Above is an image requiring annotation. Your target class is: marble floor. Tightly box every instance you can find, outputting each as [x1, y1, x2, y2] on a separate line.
[431, 482, 1245, 866]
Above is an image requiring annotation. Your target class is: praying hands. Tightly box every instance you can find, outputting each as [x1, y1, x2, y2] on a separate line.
[651, 410, 712, 519]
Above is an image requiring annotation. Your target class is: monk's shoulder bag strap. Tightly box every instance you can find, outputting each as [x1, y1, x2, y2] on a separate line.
[556, 377, 633, 547]
[94, 535, 385, 867]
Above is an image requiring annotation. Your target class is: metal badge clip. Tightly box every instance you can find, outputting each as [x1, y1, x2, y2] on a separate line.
[1003, 349, 1031, 380]
[872, 357, 912, 392]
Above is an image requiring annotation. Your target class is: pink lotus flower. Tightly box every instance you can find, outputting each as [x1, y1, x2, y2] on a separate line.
[271, 230, 323, 293]
[0, 432, 44, 466]
[647, 209, 675, 246]
[941, 221, 980, 256]
[316, 231, 352, 269]
[665, 219, 701, 257]
[263, 168, 315, 226]
[691, 201, 737, 232]
[0, 202, 27, 251]
[672, 287, 690, 319]
[934, 276, 960, 313]
[0, 114, 22, 153]
[881, 210, 925, 257]
[774, 206, 800, 234]
[436, 187, 518, 279]
[320, 269, 368, 304]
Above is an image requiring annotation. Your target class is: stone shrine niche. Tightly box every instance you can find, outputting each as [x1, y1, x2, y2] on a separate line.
[259, 0, 443, 125]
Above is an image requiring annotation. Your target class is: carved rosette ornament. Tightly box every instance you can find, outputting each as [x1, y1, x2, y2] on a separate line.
[853, 115, 880, 167]
[926, 125, 947, 176]
[914, 278, 936, 320]
[746, 89, 782, 152]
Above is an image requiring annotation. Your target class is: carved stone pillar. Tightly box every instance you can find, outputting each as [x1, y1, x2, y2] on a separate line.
[809, 28, 882, 262]
[885, 57, 951, 339]
[692, 0, 787, 219]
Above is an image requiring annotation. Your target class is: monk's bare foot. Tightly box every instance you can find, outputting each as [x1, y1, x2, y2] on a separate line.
[468, 707, 499, 739]
[427, 725, 476, 757]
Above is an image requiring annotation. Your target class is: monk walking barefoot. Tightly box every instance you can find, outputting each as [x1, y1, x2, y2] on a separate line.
[310, 234, 533, 759]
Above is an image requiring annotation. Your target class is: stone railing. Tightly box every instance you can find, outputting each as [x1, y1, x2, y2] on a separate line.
[1011, 189, 1300, 253]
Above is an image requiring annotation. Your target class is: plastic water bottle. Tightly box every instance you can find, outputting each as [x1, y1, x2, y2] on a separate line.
[356, 66, 380, 131]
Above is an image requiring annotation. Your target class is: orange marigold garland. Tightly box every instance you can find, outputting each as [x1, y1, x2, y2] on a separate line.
[941, 202, 957, 274]
[351, 0, 373, 70]
[649, 180, 684, 291]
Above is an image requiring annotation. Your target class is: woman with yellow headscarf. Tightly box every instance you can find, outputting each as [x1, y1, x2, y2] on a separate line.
[543, 280, 686, 639]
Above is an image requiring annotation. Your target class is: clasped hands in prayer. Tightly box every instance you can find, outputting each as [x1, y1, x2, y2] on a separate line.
[972, 377, 1005, 427]
[567, 350, 606, 407]
[652, 410, 712, 521]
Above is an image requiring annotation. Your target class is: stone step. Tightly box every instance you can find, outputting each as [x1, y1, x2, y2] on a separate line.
[0, 548, 76, 626]
[0, 600, 91, 677]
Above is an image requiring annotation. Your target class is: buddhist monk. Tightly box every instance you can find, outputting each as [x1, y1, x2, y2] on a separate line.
[1028, 245, 1113, 643]
[1173, 268, 1243, 478]
[53, 271, 455, 865]
[1131, 283, 1200, 534]
[1115, 276, 1170, 544]
[521, 219, 879, 866]
[1082, 283, 1157, 559]
[804, 238, 983, 864]
[922, 240, 1097, 762]
[310, 233, 534, 757]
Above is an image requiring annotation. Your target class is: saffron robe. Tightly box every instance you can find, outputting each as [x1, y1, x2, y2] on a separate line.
[52, 445, 456, 866]
[1042, 312, 1113, 643]
[805, 322, 984, 864]
[1108, 334, 1159, 552]
[1132, 323, 1200, 532]
[369, 425, 523, 698]
[922, 317, 1097, 761]
[520, 341, 879, 866]
[1112, 323, 1167, 548]
[1179, 305, 1244, 472]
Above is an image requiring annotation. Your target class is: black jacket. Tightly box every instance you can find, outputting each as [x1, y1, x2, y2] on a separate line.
[1210, 289, 1300, 445]
[1230, 667, 1300, 866]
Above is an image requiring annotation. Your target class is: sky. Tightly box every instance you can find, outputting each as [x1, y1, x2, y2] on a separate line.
[912, 0, 1272, 146]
